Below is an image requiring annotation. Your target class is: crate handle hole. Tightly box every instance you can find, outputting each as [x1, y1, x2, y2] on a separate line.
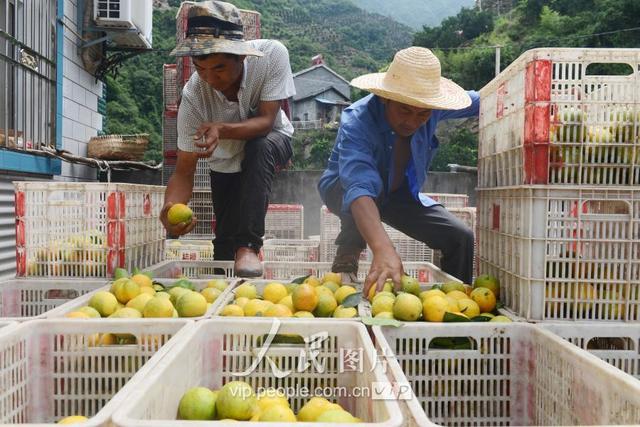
[44, 289, 79, 299]
[587, 336, 634, 351]
[585, 63, 634, 77]
[582, 200, 629, 215]
[428, 336, 478, 350]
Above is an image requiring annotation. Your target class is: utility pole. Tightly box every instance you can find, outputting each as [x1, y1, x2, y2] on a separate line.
[495, 45, 501, 76]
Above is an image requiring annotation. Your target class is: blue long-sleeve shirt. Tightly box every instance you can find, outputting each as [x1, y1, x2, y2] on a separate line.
[317, 92, 480, 214]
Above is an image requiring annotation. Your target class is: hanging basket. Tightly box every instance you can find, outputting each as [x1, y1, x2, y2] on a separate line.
[88, 134, 149, 161]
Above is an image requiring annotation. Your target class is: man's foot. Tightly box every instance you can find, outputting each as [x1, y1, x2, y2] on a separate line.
[234, 247, 263, 278]
[331, 246, 362, 282]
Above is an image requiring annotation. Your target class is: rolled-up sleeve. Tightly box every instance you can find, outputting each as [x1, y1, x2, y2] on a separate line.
[337, 119, 383, 214]
[439, 90, 480, 120]
[177, 88, 204, 153]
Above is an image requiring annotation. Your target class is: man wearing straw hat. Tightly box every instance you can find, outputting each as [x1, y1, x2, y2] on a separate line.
[318, 47, 479, 293]
[160, 1, 295, 277]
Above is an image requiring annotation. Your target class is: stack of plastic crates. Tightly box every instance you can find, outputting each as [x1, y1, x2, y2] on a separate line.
[373, 322, 640, 426]
[319, 205, 432, 264]
[262, 237, 319, 262]
[14, 182, 165, 278]
[477, 48, 640, 322]
[112, 318, 403, 427]
[0, 319, 192, 425]
[264, 204, 304, 239]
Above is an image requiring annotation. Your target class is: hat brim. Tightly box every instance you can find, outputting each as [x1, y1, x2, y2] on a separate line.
[351, 72, 471, 110]
[171, 36, 264, 57]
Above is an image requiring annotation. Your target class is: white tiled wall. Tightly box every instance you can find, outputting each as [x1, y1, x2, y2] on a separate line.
[59, 0, 103, 181]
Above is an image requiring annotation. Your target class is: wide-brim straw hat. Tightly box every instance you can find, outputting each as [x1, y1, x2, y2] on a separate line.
[351, 47, 471, 110]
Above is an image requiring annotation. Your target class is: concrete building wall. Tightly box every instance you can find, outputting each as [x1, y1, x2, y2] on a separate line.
[58, 0, 104, 181]
[270, 171, 477, 237]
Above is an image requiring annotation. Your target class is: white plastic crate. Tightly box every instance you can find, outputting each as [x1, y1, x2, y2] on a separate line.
[15, 182, 165, 278]
[112, 318, 403, 427]
[0, 279, 108, 321]
[265, 204, 304, 239]
[164, 239, 214, 261]
[0, 318, 192, 426]
[162, 155, 211, 190]
[320, 206, 432, 263]
[162, 64, 178, 110]
[50, 278, 237, 321]
[145, 260, 235, 279]
[0, 321, 16, 332]
[373, 322, 640, 427]
[479, 48, 640, 188]
[262, 238, 320, 262]
[187, 190, 215, 238]
[213, 279, 364, 320]
[541, 323, 640, 380]
[477, 186, 640, 321]
[263, 261, 457, 284]
[422, 193, 469, 208]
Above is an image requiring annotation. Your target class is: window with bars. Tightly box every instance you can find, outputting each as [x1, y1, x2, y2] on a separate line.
[0, 0, 56, 153]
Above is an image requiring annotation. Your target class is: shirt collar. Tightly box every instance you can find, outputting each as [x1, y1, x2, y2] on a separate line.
[371, 95, 393, 134]
[240, 59, 248, 89]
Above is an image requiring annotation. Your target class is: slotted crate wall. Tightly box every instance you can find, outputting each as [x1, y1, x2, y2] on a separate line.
[14, 183, 165, 278]
[0, 319, 191, 426]
[541, 323, 640, 380]
[477, 186, 640, 321]
[374, 322, 640, 426]
[479, 48, 640, 188]
[320, 206, 432, 263]
[0, 279, 107, 321]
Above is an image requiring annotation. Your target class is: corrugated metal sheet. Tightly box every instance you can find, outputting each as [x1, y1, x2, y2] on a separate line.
[0, 177, 17, 280]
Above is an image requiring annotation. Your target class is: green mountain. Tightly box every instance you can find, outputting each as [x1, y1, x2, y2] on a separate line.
[351, 0, 476, 30]
[105, 0, 413, 163]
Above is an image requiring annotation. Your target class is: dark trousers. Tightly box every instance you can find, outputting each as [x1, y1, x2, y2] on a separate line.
[324, 181, 475, 284]
[209, 131, 292, 261]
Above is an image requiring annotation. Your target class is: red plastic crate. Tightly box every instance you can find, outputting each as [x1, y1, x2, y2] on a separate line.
[479, 48, 640, 188]
[163, 64, 178, 110]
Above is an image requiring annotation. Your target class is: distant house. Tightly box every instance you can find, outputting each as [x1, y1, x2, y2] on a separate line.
[290, 60, 351, 130]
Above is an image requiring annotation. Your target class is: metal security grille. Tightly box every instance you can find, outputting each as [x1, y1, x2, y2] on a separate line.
[0, 0, 56, 152]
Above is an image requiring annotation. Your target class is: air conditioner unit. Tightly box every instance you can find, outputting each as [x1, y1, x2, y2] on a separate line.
[93, 0, 153, 49]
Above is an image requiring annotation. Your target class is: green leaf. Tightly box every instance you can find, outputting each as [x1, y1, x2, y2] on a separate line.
[291, 275, 311, 284]
[470, 315, 492, 322]
[132, 267, 142, 275]
[168, 279, 195, 291]
[361, 316, 403, 327]
[443, 312, 471, 322]
[341, 292, 362, 308]
[114, 268, 129, 280]
[431, 284, 442, 290]
[496, 301, 505, 309]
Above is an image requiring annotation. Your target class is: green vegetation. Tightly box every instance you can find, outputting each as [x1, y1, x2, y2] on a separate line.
[351, 0, 475, 30]
[105, 0, 640, 171]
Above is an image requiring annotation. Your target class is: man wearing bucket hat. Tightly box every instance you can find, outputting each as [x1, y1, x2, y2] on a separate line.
[160, 1, 295, 277]
[318, 47, 479, 293]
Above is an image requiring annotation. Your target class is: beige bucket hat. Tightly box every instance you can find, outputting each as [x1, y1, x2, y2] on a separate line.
[351, 47, 471, 110]
[171, 1, 263, 57]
